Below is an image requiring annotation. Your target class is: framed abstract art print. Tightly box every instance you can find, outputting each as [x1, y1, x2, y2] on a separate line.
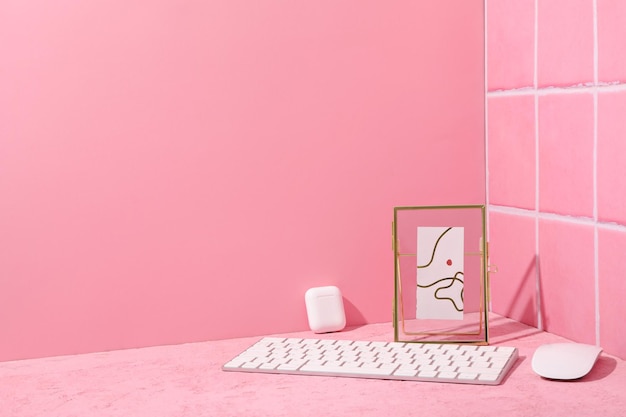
[392, 205, 491, 344]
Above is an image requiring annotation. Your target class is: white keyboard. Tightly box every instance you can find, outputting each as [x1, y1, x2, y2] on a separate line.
[223, 337, 518, 385]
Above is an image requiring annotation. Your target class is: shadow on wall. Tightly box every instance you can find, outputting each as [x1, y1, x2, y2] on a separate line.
[494, 256, 538, 327]
[537, 254, 546, 332]
[343, 297, 367, 328]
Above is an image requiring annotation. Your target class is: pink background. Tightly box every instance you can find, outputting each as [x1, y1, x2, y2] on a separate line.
[5, 0, 623, 364]
[0, 1, 485, 361]
[487, 0, 626, 359]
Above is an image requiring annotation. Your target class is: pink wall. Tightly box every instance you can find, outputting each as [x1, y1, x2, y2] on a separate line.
[0, 1, 485, 361]
[487, 0, 626, 359]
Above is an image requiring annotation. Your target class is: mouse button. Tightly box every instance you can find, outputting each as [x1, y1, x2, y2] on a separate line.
[531, 343, 602, 380]
[531, 344, 560, 378]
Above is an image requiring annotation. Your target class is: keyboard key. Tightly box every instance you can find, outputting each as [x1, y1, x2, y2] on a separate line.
[458, 372, 478, 381]
[478, 373, 500, 382]
[258, 362, 279, 370]
[300, 364, 395, 377]
[438, 371, 459, 379]
[241, 362, 260, 369]
[393, 369, 419, 377]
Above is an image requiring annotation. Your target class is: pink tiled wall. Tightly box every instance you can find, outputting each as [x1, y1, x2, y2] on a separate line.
[487, 0, 626, 359]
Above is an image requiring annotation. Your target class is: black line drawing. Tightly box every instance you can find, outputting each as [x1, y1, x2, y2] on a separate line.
[417, 227, 464, 320]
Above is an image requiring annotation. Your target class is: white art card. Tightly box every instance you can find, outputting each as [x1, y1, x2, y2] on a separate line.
[416, 226, 464, 320]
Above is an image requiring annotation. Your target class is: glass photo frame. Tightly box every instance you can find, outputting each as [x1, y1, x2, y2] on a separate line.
[392, 205, 490, 344]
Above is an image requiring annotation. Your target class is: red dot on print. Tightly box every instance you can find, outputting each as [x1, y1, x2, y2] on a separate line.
[446, 259, 452, 266]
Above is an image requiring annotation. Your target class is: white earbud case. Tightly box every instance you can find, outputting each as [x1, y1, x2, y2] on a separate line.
[304, 286, 346, 333]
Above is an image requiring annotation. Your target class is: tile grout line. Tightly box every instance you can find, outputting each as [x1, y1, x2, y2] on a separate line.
[533, 0, 542, 331]
[484, 0, 492, 312]
[487, 82, 626, 97]
[490, 205, 626, 230]
[592, 0, 601, 347]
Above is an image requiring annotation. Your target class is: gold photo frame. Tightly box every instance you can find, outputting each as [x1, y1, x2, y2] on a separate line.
[392, 205, 490, 344]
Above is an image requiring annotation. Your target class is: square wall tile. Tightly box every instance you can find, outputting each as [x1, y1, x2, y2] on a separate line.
[537, 0, 594, 87]
[538, 93, 594, 217]
[538, 219, 595, 344]
[598, 228, 626, 359]
[598, 0, 626, 83]
[488, 95, 536, 209]
[488, 211, 537, 327]
[597, 91, 626, 225]
[487, 0, 535, 90]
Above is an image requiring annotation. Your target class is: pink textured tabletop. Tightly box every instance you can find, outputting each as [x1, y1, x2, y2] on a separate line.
[1, 315, 624, 417]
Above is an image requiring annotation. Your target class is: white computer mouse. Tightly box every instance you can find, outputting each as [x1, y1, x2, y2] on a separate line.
[531, 342, 602, 380]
